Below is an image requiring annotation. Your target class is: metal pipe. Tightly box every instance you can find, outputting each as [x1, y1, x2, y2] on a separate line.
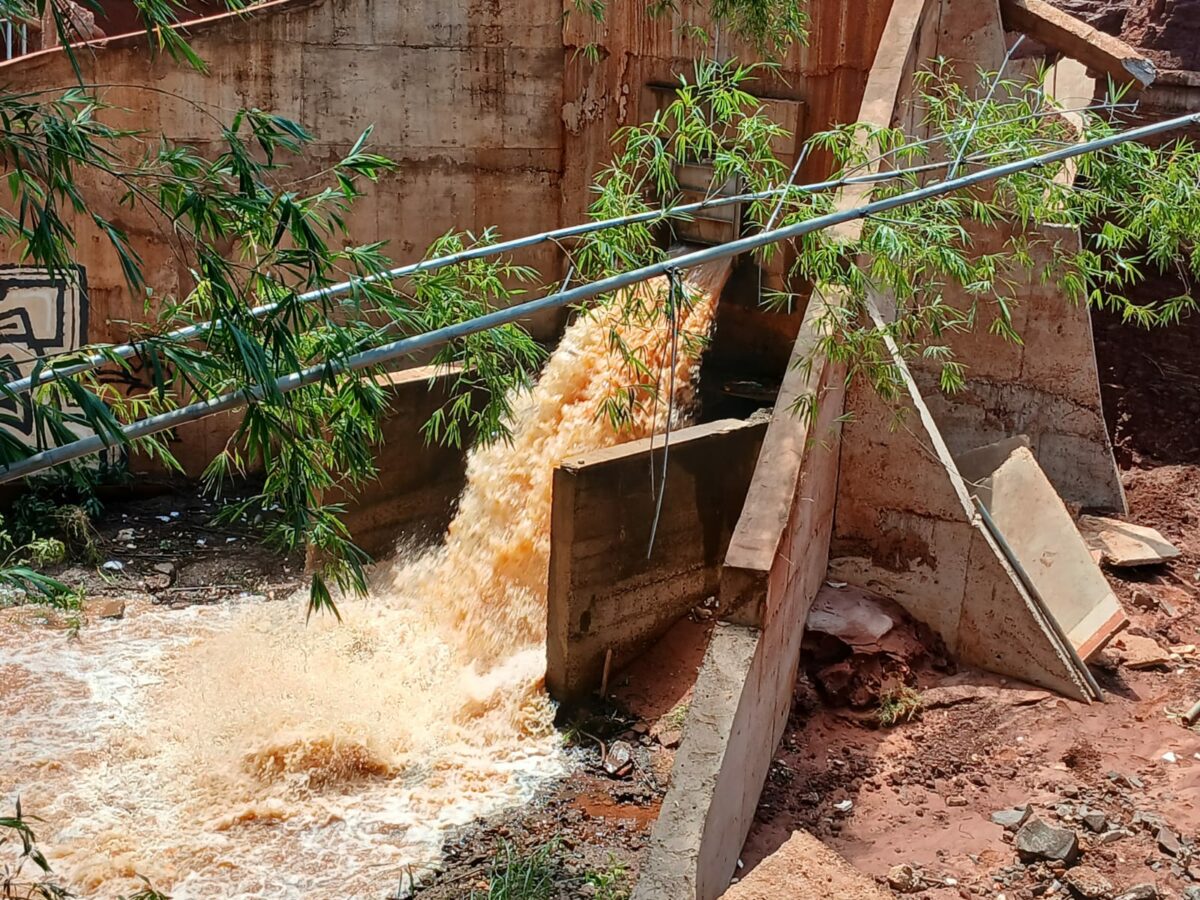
[2, 152, 1003, 397]
[3, 110, 1197, 485]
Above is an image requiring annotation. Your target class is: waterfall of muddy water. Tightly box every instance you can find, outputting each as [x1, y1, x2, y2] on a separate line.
[0, 259, 728, 899]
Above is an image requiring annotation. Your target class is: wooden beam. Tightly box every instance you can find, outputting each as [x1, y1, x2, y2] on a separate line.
[999, 0, 1156, 88]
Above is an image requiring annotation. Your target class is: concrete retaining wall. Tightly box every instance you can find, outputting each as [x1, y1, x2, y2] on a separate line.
[332, 367, 475, 559]
[634, 304, 847, 900]
[545, 416, 766, 704]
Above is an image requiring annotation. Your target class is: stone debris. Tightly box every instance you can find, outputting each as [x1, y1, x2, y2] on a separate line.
[1014, 818, 1081, 865]
[887, 863, 924, 894]
[85, 597, 126, 620]
[601, 740, 634, 778]
[1156, 825, 1183, 857]
[992, 805, 1034, 831]
[1078, 515, 1180, 567]
[1114, 885, 1157, 900]
[1064, 866, 1114, 900]
[1081, 811, 1108, 833]
[1111, 633, 1173, 670]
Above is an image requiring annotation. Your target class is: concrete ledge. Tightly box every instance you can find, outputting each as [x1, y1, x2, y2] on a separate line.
[999, 0, 1157, 87]
[331, 366, 475, 558]
[545, 416, 766, 705]
[634, 324, 847, 899]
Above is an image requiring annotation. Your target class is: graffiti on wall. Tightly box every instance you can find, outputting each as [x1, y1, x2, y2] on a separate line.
[0, 264, 89, 439]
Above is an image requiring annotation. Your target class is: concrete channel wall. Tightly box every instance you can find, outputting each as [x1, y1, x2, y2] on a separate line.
[633, 1, 974, 895]
[332, 367, 476, 559]
[545, 417, 767, 703]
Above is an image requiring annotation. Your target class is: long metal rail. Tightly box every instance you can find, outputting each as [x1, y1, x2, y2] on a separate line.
[2, 110, 1197, 485]
[0, 153, 1002, 397]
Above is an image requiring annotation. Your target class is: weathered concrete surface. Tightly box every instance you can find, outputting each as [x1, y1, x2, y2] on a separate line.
[969, 444, 1126, 659]
[0, 0, 566, 473]
[831, 301, 1094, 699]
[1078, 514, 1181, 566]
[634, 3, 938, 895]
[721, 830, 891, 900]
[1000, 0, 1157, 86]
[545, 416, 767, 704]
[912, 224, 1126, 514]
[635, 305, 847, 900]
[330, 367, 476, 559]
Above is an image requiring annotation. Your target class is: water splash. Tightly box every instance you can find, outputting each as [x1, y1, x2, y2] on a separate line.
[0, 262, 726, 898]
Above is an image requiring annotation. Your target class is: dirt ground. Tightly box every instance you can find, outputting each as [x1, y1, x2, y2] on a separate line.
[744, 461, 1200, 899]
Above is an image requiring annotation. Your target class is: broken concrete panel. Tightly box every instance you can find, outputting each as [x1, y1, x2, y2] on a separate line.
[955, 435, 1033, 487]
[1078, 515, 1181, 567]
[972, 447, 1126, 659]
[545, 417, 766, 705]
[834, 301, 1095, 700]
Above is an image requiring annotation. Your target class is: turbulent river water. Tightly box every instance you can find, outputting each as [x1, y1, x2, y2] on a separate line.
[0, 262, 725, 898]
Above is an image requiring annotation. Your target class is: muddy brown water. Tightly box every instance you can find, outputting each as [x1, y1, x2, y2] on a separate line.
[0, 263, 726, 899]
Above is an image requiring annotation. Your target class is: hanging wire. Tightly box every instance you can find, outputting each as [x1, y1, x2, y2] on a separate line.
[647, 266, 680, 558]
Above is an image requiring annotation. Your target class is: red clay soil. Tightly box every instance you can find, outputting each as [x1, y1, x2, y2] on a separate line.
[746, 464, 1200, 899]
[1093, 298, 1200, 468]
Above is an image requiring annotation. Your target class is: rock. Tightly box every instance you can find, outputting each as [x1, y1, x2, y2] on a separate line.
[947, 795, 969, 807]
[101, 560, 125, 572]
[1156, 826, 1183, 857]
[1099, 829, 1132, 845]
[85, 598, 126, 620]
[602, 741, 634, 778]
[1130, 590, 1159, 611]
[887, 864, 924, 893]
[1015, 818, 1081, 865]
[1064, 866, 1114, 900]
[1185, 889, 1200, 900]
[1077, 515, 1180, 567]
[115, 528, 135, 542]
[1112, 634, 1173, 670]
[1115, 885, 1157, 900]
[1082, 812, 1109, 833]
[1132, 811, 1165, 833]
[993, 806, 1033, 831]
[152, 561, 177, 579]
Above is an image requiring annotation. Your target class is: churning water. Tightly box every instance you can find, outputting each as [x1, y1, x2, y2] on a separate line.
[0, 261, 726, 898]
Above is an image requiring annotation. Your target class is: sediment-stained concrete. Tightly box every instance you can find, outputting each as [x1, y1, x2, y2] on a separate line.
[545, 416, 766, 704]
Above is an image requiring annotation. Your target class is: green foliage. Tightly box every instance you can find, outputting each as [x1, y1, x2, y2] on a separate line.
[584, 857, 630, 899]
[0, 2, 546, 617]
[760, 61, 1200, 407]
[877, 685, 923, 727]
[471, 842, 556, 900]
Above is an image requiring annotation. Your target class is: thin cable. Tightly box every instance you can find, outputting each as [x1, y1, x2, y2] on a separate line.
[949, 35, 1025, 180]
[647, 268, 679, 559]
[3, 109, 1197, 485]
